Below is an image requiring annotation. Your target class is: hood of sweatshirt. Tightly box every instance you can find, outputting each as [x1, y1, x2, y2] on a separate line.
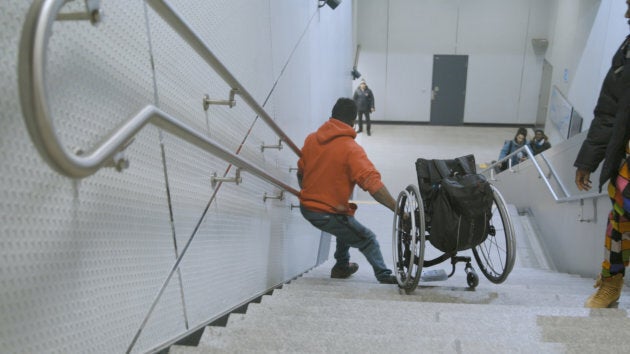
[315, 118, 357, 144]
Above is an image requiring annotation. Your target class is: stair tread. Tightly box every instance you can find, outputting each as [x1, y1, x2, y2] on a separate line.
[167, 227, 629, 354]
[223, 311, 630, 338]
[263, 286, 630, 309]
[247, 299, 629, 321]
[185, 326, 567, 353]
[286, 277, 601, 294]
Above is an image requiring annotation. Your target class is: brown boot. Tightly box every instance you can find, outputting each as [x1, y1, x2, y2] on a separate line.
[584, 273, 624, 308]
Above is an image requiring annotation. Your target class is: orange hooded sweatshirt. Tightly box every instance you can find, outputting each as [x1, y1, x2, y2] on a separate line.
[298, 118, 384, 216]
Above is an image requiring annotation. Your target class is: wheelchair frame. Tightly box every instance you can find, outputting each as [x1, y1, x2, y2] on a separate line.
[392, 158, 516, 293]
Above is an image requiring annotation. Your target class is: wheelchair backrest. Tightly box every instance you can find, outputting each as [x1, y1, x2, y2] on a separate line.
[415, 154, 476, 187]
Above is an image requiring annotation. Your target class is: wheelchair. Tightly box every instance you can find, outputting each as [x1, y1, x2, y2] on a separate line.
[392, 155, 516, 293]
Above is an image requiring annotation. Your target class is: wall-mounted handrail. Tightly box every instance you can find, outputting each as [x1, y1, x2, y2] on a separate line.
[481, 144, 605, 204]
[538, 152, 571, 197]
[18, 0, 299, 196]
[19, 2, 304, 353]
[146, 0, 302, 156]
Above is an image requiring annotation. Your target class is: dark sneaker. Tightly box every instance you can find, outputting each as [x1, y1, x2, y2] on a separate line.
[331, 262, 359, 279]
[378, 275, 397, 284]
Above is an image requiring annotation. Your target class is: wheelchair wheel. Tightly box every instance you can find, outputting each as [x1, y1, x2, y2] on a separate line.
[392, 184, 426, 292]
[473, 185, 516, 284]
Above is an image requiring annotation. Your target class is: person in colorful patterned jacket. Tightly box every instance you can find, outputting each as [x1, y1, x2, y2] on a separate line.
[573, 0, 630, 308]
[297, 97, 397, 284]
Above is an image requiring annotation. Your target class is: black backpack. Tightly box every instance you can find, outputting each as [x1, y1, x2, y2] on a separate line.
[415, 155, 494, 253]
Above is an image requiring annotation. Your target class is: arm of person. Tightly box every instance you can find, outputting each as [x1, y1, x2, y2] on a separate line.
[297, 157, 304, 189]
[498, 140, 511, 160]
[370, 90, 375, 112]
[370, 185, 396, 212]
[348, 145, 400, 213]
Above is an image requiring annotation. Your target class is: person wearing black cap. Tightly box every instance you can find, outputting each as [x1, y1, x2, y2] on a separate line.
[297, 98, 397, 284]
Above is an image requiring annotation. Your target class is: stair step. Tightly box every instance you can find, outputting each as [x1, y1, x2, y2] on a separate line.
[168, 301, 628, 353]
[167, 222, 629, 354]
[169, 325, 566, 353]
[288, 276, 598, 295]
[302, 267, 590, 282]
[265, 285, 610, 308]
[251, 296, 627, 319]
[224, 309, 630, 344]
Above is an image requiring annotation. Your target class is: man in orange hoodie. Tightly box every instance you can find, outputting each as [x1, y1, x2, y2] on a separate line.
[297, 98, 398, 284]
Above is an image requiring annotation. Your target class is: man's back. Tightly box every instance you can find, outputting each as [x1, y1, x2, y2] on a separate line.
[299, 118, 381, 214]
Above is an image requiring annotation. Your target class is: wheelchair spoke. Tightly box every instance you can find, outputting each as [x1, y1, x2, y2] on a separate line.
[392, 185, 425, 292]
[473, 185, 515, 283]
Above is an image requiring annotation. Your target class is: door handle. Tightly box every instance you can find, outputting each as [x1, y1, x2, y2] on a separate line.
[431, 86, 439, 101]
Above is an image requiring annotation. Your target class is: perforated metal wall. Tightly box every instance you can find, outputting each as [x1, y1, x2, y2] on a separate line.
[1, 0, 352, 352]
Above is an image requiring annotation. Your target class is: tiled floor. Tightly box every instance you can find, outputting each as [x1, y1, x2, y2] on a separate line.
[353, 124, 518, 201]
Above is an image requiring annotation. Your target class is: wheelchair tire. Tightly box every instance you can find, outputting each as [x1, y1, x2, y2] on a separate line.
[472, 185, 516, 284]
[392, 184, 426, 292]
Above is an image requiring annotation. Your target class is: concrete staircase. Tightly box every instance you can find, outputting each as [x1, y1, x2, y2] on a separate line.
[168, 209, 630, 353]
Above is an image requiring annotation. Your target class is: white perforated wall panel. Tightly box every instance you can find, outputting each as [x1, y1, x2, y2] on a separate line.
[1, 0, 352, 352]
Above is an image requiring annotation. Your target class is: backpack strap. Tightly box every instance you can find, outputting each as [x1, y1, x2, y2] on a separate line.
[434, 160, 452, 179]
[455, 156, 475, 175]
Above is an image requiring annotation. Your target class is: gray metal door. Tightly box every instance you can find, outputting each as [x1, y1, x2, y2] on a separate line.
[430, 55, 468, 125]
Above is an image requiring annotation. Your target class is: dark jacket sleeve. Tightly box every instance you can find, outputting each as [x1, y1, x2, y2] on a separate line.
[573, 111, 614, 172]
[499, 140, 512, 160]
[368, 89, 375, 109]
[574, 38, 630, 173]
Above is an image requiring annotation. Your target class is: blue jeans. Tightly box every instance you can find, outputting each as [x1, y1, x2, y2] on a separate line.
[300, 205, 393, 281]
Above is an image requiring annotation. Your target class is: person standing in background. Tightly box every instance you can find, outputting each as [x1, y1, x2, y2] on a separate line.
[353, 79, 375, 136]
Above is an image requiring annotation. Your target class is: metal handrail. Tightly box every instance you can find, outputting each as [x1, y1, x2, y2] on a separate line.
[481, 144, 605, 204]
[146, 0, 301, 156]
[19, 2, 303, 353]
[18, 0, 300, 197]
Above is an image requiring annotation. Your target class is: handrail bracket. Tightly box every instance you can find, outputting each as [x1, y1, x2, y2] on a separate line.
[263, 191, 284, 202]
[75, 137, 134, 173]
[261, 139, 283, 152]
[210, 168, 242, 188]
[578, 198, 597, 223]
[56, 0, 102, 25]
[203, 88, 238, 111]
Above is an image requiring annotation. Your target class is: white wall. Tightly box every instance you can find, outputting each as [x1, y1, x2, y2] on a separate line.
[354, 0, 628, 134]
[545, 0, 628, 143]
[354, 0, 550, 125]
[0, 0, 352, 352]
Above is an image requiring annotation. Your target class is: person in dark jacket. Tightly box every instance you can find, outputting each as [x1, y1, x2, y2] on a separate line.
[573, 1, 630, 308]
[352, 80, 375, 136]
[529, 129, 551, 155]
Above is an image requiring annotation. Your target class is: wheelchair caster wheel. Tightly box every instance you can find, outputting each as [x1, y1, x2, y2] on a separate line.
[467, 270, 479, 288]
